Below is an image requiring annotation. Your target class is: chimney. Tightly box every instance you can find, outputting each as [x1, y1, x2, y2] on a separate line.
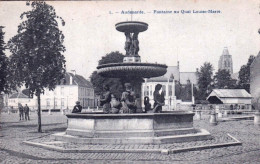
[71, 70, 76, 76]
[70, 75, 73, 85]
[177, 61, 180, 70]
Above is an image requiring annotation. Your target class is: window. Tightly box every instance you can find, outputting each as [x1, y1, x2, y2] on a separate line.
[162, 85, 166, 93]
[61, 87, 64, 95]
[61, 98, 65, 107]
[168, 85, 172, 96]
[47, 99, 50, 107]
[54, 99, 57, 107]
[88, 89, 90, 96]
[146, 86, 149, 96]
[46, 90, 49, 96]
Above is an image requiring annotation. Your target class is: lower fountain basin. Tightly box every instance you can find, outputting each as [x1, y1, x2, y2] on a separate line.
[51, 111, 212, 144]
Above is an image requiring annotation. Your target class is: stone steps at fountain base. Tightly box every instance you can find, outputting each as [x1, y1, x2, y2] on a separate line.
[65, 128, 198, 138]
[51, 128, 212, 144]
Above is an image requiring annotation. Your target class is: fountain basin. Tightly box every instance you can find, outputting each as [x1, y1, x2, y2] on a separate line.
[97, 63, 167, 78]
[51, 111, 212, 144]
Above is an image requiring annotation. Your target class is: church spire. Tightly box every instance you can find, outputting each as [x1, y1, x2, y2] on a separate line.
[218, 47, 233, 74]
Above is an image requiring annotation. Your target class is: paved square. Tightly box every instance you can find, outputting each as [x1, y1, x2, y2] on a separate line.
[0, 112, 259, 163]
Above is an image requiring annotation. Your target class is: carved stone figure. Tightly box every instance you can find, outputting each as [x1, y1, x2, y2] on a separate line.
[120, 83, 137, 113]
[124, 32, 132, 56]
[132, 32, 139, 56]
[100, 85, 112, 114]
[110, 94, 121, 114]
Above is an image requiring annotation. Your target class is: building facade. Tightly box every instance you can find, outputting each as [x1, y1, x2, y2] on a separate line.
[4, 72, 96, 111]
[40, 72, 95, 110]
[207, 89, 252, 110]
[218, 47, 233, 74]
[141, 64, 198, 110]
[250, 51, 260, 107]
[8, 92, 35, 111]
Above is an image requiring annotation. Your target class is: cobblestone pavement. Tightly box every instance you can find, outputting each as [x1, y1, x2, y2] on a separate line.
[0, 112, 259, 164]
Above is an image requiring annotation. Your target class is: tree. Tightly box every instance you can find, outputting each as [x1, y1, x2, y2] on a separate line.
[98, 51, 124, 65]
[238, 55, 255, 93]
[196, 62, 214, 100]
[0, 26, 9, 94]
[90, 51, 124, 99]
[213, 69, 236, 89]
[7, 2, 66, 132]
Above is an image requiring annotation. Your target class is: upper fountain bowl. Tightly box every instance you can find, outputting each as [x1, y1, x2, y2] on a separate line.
[97, 62, 167, 78]
[115, 21, 148, 33]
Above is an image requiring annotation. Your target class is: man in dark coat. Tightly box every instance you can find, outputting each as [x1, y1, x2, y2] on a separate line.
[72, 101, 82, 113]
[18, 103, 24, 121]
[24, 104, 30, 121]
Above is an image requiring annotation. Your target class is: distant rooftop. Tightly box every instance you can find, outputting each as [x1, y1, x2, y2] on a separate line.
[61, 72, 93, 88]
[9, 92, 29, 99]
[147, 66, 179, 82]
[208, 89, 252, 99]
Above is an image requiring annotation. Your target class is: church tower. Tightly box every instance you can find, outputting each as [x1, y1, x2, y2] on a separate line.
[218, 47, 233, 74]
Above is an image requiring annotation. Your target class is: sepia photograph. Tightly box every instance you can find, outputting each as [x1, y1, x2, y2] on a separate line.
[0, 0, 259, 163]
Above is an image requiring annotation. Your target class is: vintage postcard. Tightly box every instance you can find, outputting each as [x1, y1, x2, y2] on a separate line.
[0, 0, 259, 163]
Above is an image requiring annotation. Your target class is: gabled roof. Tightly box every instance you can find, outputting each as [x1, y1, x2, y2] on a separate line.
[61, 72, 93, 88]
[180, 72, 198, 85]
[9, 92, 29, 99]
[207, 89, 252, 99]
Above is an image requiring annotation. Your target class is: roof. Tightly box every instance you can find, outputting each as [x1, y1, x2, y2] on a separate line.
[195, 100, 210, 104]
[207, 89, 252, 99]
[146, 76, 173, 82]
[146, 66, 179, 82]
[180, 72, 198, 85]
[9, 92, 29, 99]
[163, 66, 179, 80]
[61, 72, 93, 88]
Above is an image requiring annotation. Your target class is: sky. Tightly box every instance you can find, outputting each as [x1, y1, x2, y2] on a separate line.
[0, 0, 259, 79]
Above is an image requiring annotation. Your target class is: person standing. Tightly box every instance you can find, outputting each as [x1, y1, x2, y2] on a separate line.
[18, 103, 24, 121]
[72, 101, 82, 113]
[24, 104, 30, 121]
[153, 84, 165, 113]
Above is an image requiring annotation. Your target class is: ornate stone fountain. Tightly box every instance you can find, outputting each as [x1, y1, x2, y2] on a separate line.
[97, 21, 167, 95]
[52, 21, 212, 144]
